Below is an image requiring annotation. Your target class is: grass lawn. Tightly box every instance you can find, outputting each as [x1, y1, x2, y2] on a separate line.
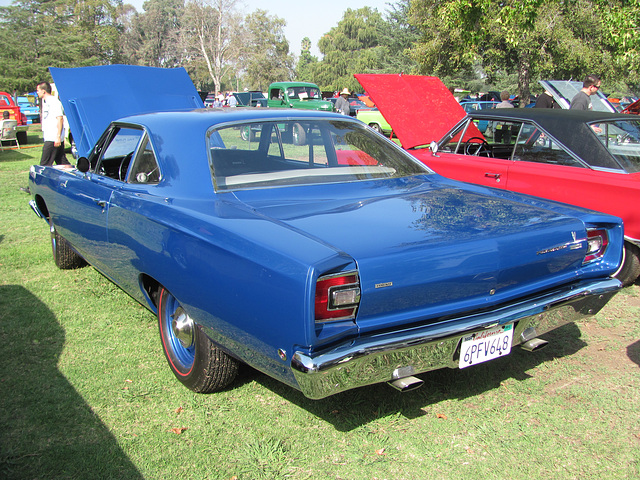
[1, 141, 639, 479]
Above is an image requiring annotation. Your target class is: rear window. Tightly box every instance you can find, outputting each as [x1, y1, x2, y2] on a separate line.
[208, 119, 429, 191]
[592, 119, 640, 172]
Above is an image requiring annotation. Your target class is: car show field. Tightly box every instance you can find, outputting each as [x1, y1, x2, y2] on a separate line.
[1, 66, 639, 479]
[1, 143, 639, 478]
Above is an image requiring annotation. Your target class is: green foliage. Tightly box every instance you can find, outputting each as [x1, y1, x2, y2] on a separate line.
[377, 0, 420, 74]
[0, 0, 123, 91]
[303, 7, 388, 93]
[123, 0, 184, 68]
[409, 0, 640, 102]
[242, 9, 295, 91]
[295, 37, 319, 83]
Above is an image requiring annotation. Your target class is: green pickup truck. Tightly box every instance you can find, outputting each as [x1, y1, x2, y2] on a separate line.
[267, 82, 334, 111]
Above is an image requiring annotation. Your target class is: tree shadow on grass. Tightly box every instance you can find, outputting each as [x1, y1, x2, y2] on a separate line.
[0, 285, 143, 479]
[253, 323, 586, 432]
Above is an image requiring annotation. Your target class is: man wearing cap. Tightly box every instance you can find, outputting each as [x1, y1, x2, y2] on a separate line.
[335, 88, 351, 116]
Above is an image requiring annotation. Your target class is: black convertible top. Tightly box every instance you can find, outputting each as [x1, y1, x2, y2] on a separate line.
[465, 108, 638, 170]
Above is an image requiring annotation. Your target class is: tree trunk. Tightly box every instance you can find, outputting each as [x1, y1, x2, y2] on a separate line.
[517, 54, 531, 107]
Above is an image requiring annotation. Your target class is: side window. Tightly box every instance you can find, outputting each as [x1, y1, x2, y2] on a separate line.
[280, 123, 329, 165]
[95, 127, 144, 181]
[487, 121, 521, 148]
[129, 136, 161, 184]
[513, 123, 584, 167]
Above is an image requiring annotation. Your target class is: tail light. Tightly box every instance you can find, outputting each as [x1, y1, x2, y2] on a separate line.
[315, 271, 360, 322]
[584, 228, 608, 263]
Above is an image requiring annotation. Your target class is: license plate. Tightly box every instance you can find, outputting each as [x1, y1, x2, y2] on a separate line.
[459, 324, 513, 369]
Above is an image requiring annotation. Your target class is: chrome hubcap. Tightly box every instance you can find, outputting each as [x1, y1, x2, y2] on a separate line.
[171, 306, 194, 349]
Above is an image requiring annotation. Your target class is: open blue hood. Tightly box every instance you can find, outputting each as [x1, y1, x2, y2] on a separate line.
[50, 65, 204, 158]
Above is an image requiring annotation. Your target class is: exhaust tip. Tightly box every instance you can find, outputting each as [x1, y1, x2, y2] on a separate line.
[388, 376, 424, 392]
[520, 337, 548, 352]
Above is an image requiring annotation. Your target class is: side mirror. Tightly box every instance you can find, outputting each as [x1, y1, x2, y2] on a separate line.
[76, 157, 90, 173]
[429, 141, 439, 157]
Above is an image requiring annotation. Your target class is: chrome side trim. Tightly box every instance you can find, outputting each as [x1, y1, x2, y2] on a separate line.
[28, 200, 45, 220]
[625, 235, 640, 247]
[291, 278, 620, 399]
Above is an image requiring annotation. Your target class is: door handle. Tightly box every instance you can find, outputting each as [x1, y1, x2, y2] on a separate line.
[484, 173, 501, 181]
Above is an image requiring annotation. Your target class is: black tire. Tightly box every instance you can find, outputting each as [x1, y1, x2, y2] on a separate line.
[50, 224, 86, 269]
[157, 287, 239, 393]
[615, 242, 640, 286]
[292, 123, 306, 145]
[370, 123, 382, 133]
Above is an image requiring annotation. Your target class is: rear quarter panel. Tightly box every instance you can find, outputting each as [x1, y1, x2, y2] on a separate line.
[506, 163, 640, 242]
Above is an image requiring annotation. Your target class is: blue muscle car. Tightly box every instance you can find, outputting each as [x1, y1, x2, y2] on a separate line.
[28, 66, 623, 399]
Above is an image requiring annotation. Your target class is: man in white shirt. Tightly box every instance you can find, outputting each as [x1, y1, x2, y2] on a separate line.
[37, 81, 70, 166]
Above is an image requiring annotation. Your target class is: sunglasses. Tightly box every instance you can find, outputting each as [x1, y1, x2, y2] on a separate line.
[593, 84, 601, 89]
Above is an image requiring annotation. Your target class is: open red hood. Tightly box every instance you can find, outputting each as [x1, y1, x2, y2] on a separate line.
[355, 74, 480, 149]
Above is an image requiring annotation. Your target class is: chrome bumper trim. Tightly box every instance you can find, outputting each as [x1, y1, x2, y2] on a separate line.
[28, 199, 45, 220]
[292, 278, 620, 399]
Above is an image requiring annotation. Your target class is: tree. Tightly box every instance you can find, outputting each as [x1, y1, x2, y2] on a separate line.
[409, 0, 636, 104]
[312, 7, 387, 92]
[241, 9, 294, 90]
[597, 0, 640, 89]
[0, 0, 125, 91]
[295, 36, 319, 83]
[124, 0, 184, 68]
[180, 0, 243, 93]
[377, 0, 419, 74]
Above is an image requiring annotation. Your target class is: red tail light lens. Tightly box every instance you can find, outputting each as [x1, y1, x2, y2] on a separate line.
[315, 271, 360, 322]
[584, 228, 608, 263]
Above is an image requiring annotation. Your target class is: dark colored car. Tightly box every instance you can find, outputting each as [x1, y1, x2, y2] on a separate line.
[230, 91, 267, 107]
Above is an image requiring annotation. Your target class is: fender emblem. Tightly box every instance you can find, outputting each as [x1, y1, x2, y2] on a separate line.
[375, 282, 393, 289]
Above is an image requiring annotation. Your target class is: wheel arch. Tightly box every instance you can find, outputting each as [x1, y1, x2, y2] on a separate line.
[139, 273, 162, 313]
[34, 195, 50, 222]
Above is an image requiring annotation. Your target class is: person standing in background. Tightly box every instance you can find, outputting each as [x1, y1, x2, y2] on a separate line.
[570, 75, 601, 110]
[37, 81, 69, 166]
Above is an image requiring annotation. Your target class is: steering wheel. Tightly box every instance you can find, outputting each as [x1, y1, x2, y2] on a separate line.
[119, 152, 133, 181]
[463, 137, 491, 156]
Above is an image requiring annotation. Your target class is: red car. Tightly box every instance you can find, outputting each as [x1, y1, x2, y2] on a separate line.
[1, 91, 28, 126]
[356, 74, 640, 285]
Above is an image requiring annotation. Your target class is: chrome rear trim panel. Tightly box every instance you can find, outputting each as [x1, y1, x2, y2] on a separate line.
[292, 278, 620, 399]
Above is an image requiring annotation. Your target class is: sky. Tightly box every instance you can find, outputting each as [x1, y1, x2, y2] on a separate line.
[0, 0, 393, 57]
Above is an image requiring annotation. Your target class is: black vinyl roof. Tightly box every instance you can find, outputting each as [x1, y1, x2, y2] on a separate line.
[465, 108, 639, 170]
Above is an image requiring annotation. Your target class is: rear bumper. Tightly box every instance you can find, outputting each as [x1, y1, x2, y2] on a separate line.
[292, 278, 620, 399]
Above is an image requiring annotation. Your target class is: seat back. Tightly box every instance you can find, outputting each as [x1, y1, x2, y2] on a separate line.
[1, 120, 18, 140]
[1, 119, 20, 150]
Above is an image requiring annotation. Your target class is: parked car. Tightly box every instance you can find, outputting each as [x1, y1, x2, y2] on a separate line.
[230, 90, 267, 107]
[28, 65, 622, 400]
[459, 100, 499, 112]
[1, 91, 28, 144]
[267, 82, 334, 111]
[539, 80, 617, 112]
[459, 100, 499, 132]
[17, 95, 40, 124]
[355, 73, 640, 285]
[356, 108, 392, 134]
[204, 93, 216, 107]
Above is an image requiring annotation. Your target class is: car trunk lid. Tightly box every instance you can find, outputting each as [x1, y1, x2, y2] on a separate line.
[234, 178, 590, 331]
